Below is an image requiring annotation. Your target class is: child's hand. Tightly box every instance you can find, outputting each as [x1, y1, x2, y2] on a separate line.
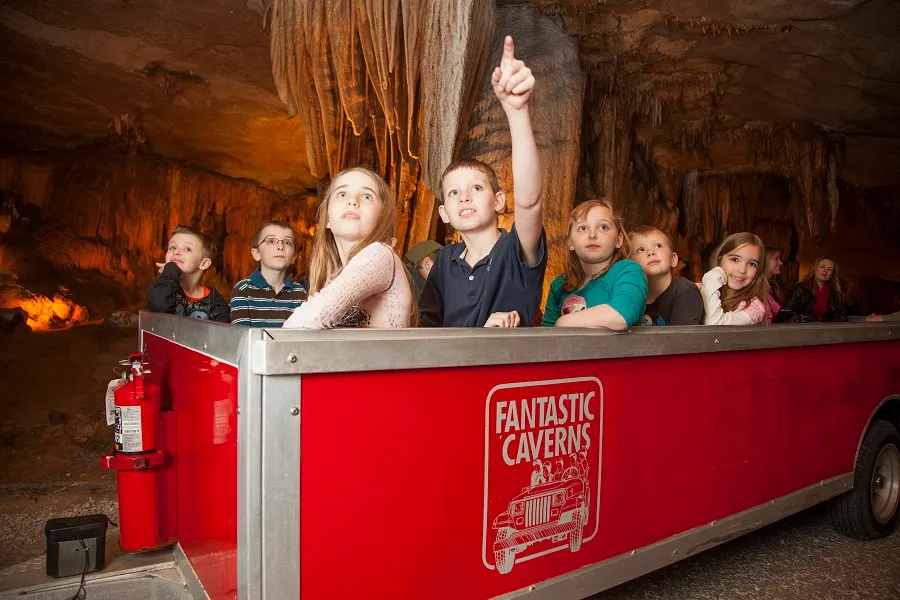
[492, 36, 534, 111]
[484, 310, 521, 328]
[866, 314, 883, 322]
[702, 266, 726, 289]
[156, 261, 181, 276]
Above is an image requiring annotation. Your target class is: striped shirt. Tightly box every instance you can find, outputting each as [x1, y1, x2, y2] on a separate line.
[230, 270, 307, 328]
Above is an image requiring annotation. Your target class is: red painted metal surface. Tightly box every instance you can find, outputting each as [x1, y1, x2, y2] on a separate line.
[299, 340, 900, 600]
[143, 333, 239, 600]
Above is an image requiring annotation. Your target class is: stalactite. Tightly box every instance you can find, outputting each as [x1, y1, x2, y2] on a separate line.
[263, 0, 495, 250]
[827, 141, 840, 232]
[682, 170, 700, 238]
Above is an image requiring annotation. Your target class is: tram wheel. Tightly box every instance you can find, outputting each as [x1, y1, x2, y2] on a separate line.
[828, 419, 900, 539]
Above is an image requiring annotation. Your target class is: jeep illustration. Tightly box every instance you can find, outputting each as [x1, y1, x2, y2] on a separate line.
[491, 452, 590, 574]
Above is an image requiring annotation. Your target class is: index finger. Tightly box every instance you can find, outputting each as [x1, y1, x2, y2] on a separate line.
[501, 35, 515, 64]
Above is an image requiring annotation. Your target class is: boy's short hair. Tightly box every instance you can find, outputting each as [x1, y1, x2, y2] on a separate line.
[629, 225, 673, 251]
[252, 220, 296, 247]
[439, 159, 500, 202]
[170, 225, 216, 259]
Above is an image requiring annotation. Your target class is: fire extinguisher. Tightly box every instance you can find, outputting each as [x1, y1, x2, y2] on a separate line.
[100, 353, 165, 552]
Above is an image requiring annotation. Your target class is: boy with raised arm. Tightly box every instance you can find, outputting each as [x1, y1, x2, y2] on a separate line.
[418, 36, 546, 328]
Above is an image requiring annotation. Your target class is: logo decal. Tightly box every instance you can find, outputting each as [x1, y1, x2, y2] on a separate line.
[482, 377, 603, 574]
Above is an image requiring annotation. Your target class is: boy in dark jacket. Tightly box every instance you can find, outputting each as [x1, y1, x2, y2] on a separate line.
[146, 225, 230, 322]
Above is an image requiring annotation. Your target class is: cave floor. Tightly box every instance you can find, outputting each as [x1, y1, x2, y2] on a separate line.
[0, 324, 136, 571]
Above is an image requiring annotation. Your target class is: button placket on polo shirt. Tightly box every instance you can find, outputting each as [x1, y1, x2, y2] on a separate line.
[466, 264, 479, 304]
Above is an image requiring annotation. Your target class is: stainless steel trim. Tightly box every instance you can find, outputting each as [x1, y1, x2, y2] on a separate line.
[139, 311, 247, 366]
[173, 543, 210, 600]
[260, 375, 301, 599]
[237, 330, 265, 600]
[252, 322, 897, 375]
[496, 473, 853, 600]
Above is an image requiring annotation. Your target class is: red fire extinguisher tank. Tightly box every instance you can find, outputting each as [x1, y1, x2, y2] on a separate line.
[101, 353, 166, 552]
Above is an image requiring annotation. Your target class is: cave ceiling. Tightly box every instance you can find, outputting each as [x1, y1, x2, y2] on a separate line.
[1, 0, 898, 193]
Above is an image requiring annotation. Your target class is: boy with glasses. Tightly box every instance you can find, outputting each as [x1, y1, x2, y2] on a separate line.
[230, 220, 308, 327]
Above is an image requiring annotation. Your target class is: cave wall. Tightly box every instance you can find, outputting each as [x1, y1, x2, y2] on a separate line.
[0, 146, 317, 313]
[536, 2, 900, 316]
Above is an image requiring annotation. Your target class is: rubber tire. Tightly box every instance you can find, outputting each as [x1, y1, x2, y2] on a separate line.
[828, 419, 900, 539]
[568, 509, 584, 552]
[494, 529, 515, 574]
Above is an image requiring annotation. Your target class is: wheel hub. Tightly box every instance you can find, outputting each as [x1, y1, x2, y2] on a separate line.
[870, 443, 900, 525]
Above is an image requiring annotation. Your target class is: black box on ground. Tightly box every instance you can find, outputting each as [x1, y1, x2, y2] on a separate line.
[45, 514, 108, 578]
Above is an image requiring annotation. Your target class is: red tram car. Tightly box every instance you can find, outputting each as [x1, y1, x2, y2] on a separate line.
[110, 313, 900, 599]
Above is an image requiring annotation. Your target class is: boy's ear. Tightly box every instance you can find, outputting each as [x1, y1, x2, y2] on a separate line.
[438, 204, 451, 224]
[199, 256, 213, 271]
[494, 191, 507, 213]
[250, 247, 261, 262]
[670, 251, 679, 268]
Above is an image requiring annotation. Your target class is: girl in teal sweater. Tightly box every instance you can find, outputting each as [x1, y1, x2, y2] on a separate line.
[543, 199, 647, 329]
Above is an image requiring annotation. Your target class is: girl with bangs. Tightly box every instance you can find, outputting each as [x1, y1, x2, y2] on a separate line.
[701, 233, 771, 325]
[542, 199, 647, 330]
[283, 167, 417, 329]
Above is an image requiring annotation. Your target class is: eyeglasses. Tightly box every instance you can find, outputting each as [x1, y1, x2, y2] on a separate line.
[258, 236, 296, 249]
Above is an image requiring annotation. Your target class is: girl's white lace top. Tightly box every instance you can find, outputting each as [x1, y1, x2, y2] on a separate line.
[283, 242, 412, 329]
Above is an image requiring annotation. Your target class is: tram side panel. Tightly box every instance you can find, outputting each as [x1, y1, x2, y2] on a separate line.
[144, 332, 239, 600]
[297, 340, 900, 600]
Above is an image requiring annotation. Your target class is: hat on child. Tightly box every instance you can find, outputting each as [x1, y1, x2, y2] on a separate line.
[405, 240, 443, 265]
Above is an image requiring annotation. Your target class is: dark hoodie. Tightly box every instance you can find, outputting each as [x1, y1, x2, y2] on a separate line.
[146, 262, 230, 323]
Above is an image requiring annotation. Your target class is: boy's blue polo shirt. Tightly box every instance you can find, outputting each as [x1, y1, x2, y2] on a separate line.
[418, 226, 547, 327]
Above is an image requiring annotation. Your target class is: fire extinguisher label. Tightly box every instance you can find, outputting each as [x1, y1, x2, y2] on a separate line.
[105, 379, 126, 426]
[114, 405, 143, 452]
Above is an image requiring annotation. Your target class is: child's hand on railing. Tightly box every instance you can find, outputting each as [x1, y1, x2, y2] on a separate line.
[484, 310, 521, 328]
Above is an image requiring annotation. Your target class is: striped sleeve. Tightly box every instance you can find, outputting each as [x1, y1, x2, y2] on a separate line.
[230, 279, 254, 326]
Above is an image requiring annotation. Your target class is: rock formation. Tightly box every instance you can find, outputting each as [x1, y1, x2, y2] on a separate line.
[0, 0, 899, 320]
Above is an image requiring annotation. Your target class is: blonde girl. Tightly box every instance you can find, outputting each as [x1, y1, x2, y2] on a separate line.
[542, 199, 647, 330]
[701, 233, 770, 325]
[283, 167, 416, 328]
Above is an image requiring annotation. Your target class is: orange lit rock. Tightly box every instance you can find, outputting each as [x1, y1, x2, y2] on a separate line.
[0, 147, 318, 301]
[0, 275, 90, 331]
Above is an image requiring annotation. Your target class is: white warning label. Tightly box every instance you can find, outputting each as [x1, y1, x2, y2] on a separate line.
[114, 405, 143, 452]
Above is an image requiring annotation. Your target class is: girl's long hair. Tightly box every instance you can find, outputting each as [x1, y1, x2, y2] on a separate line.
[563, 199, 631, 292]
[710, 233, 769, 312]
[800, 256, 842, 297]
[764, 245, 783, 303]
[308, 166, 417, 325]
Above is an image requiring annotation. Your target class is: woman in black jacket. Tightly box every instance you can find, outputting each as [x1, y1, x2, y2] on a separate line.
[784, 257, 847, 322]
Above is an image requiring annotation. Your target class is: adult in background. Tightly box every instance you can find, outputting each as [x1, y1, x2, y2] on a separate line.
[404, 240, 443, 302]
[784, 257, 848, 322]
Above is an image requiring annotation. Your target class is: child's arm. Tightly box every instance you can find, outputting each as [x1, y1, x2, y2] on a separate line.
[283, 243, 396, 329]
[700, 267, 758, 325]
[541, 278, 564, 326]
[210, 290, 231, 323]
[229, 282, 252, 326]
[417, 258, 445, 327]
[555, 263, 647, 330]
[494, 36, 542, 268]
[146, 262, 182, 314]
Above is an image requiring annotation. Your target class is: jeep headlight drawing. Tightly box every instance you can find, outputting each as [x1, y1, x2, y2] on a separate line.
[551, 491, 566, 506]
[510, 500, 525, 517]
